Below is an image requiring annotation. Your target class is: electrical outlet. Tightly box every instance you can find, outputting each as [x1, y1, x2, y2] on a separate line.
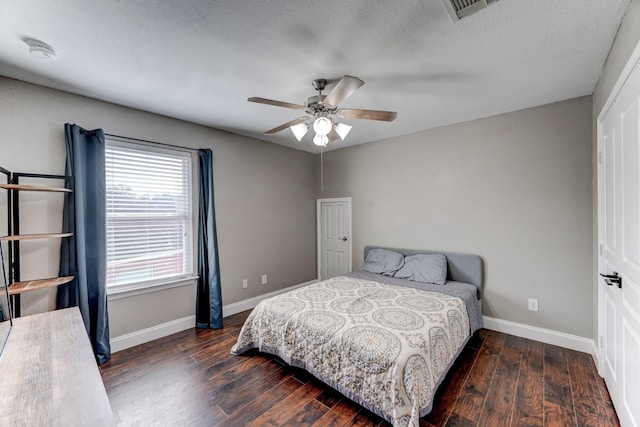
[528, 298, 539, 312]
[261, 274, 268, 285]
[242, 279, 248, 289]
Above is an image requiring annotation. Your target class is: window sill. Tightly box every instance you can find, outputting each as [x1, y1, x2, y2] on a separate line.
[107, 276, 199, 301]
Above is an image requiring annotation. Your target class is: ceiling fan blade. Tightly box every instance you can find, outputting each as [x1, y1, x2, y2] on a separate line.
[322, 75, 364, 107]
[248, 97, 306, 111]
[337, 108, 397, 122]
[327, 128, 341, 142]
[265, 116, 309, 134]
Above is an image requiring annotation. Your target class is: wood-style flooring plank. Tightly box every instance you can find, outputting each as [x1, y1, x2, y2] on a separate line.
[312, 398, 361, 427]
[103, 350, 196, 390]
[224, 375, 305, 426]
[566, 350, 618, 426]
[466, 330, 487, 350]
[521, 338, 544, 374]
[510, 368, 544, 427]
[543, 344, 577, 427]
[316, 388, 345, 409]
[215, 362, 293, 414]
[477, 334, 524, 426]
[444, 413, 476, 427]
[592, 365, 621, 426]
[183, 346, 248, 377]
[189, 333, 240, 363]
[101, 310, 620, 427]
[509, 338, 544, 427]
[281, 398, 331, 426]
[209, 358, 285, 406]
[423, 345, 480, 427]
[349, 409, 386, 426]
[450, 330, 506, 422]
[247, 380, 325, 427]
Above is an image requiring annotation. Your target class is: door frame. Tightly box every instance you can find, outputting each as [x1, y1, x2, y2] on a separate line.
[316, 197, 352, 280]
[596, 39, 640, 375]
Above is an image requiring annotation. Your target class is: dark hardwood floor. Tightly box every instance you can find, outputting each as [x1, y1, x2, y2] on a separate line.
[100, 310, 619, 427]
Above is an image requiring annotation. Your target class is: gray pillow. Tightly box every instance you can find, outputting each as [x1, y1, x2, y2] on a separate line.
[362, 249, 405, 276]
[393, 253, 447, 285]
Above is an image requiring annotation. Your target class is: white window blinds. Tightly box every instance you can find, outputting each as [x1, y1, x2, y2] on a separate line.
[105, 140, 193, 288]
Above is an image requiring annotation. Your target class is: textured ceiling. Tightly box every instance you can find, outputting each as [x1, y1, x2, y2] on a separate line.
[0, 0, 630, 153]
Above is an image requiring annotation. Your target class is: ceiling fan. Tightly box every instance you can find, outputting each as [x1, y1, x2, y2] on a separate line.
[248, 75, 397, 148]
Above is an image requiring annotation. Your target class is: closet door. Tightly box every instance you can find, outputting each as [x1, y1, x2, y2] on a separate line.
[317, 198, 352, 280]
[598, 58, 640, 427]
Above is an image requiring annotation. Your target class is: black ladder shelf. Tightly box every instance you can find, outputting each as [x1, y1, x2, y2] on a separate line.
[0, 167, 74, 317]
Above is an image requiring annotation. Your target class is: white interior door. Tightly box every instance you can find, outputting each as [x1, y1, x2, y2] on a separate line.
[598, 57, 640, 427]
[317, 198, 352, 280]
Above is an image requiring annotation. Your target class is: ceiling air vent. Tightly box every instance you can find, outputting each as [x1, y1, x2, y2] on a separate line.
[441, 0, 497, 21]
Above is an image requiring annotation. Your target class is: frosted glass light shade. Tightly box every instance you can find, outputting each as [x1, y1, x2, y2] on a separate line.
[335, 123, 352, 140]
[290, 123, 308, 141]
[313, 117, 333, 136]
[313, 134, 329, 147]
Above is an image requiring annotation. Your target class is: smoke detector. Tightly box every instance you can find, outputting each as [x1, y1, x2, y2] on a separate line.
[24, 38, 57, 60]
[441, 0, 499, 21]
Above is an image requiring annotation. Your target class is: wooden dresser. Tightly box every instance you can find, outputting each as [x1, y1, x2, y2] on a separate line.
[0, 307, 115, 426]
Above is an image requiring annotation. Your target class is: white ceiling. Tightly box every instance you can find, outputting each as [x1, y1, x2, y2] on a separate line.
[0, 0, 630, 153]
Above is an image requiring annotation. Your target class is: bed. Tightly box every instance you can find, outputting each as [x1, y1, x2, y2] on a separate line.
[231, 246, 484, 427]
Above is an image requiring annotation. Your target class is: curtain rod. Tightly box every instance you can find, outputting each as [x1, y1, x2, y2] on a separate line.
[104, 133, 201, 153]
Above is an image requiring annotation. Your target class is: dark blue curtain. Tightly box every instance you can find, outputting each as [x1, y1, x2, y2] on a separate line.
[196, 149, 223, 329]
[57, 123, 110, 364]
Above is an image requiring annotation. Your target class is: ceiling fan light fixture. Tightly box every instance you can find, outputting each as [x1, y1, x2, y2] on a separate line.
[335, 123, 352, 140]
[313, 117, 333, 136]
[313, 134, 329, 147]
[290, 123, 308, 141]
[249, 75, 396, 150]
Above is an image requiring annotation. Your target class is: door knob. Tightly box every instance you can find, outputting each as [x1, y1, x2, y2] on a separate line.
[600, 271, 622, 289]
[341, 237, 348, 241]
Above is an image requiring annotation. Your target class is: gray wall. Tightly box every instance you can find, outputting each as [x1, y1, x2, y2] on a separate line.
[3, 30, 633, 342]
[319, 97, 594, 338]
[0, 77, 317, 338]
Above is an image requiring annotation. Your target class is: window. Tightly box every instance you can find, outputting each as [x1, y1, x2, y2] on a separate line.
[105, 139, 193, 289]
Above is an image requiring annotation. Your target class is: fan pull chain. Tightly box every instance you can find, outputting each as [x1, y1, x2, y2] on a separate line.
[320, 146, 324, 192]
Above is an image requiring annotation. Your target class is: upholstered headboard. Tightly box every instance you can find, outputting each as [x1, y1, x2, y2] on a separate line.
[363, 246, 484, 294]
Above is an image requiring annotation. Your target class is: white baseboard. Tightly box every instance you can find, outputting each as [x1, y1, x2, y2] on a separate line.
[222, 279, 318, 317]
[483, 316, 596, 356]
[110, 315, 196, 353]
[113, 283, 600, 361]
[111, 279, 318, 353]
